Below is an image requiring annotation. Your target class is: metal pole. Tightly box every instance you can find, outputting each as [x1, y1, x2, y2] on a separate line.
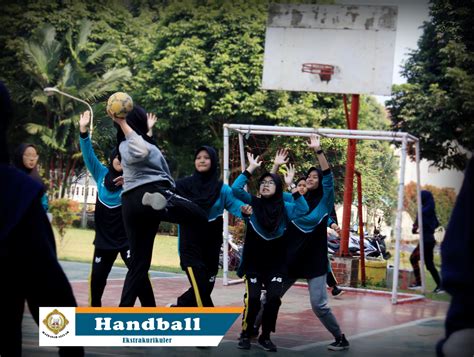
[355, 170, 366, 286]
[340, 94, 360, 256]
[44, 87, 94, 229]
[415, 141, 427, 293]
[238, 133, 246, 172]
[223, 125, 230, 286]
[392, 135, 408, 304]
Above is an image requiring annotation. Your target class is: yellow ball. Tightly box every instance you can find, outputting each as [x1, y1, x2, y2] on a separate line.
[106, 92, 133, 118]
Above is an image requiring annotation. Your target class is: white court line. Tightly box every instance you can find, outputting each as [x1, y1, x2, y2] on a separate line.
[290, 316, 445, 351]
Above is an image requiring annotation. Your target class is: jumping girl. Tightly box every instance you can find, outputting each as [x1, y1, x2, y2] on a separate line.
[79, 110, 155, 307]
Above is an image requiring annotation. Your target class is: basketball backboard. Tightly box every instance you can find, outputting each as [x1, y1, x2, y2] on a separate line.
[261, 4, 398, 96]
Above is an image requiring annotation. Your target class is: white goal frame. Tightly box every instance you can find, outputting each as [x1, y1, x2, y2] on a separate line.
[222, 124, 426, 304]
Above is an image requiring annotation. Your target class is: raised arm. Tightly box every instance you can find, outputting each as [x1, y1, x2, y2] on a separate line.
[147, 112, 157, 137]
[307, 134, 329, 171]
[270, 149, 289, 174]
[79, 110, 106, 182]
[110, 110, 150, 162]
[230, 152, 262, 204]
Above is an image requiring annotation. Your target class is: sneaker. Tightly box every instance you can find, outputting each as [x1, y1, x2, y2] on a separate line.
[433, 287, 445, 294]
[166, 303, 177, 307]
[142, 192, 167, 210]
[408, 283, 422, 290]
[258, 335, 277, 352]
[332, 286, 344, 297]
[238, 334, 251, 350]
[328, 334, 349, 351]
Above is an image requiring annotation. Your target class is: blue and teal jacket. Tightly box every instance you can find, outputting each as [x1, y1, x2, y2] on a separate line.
[291, 170, 334, 233]
[231, 171, 309, 240]
[79, 133, 122, 208]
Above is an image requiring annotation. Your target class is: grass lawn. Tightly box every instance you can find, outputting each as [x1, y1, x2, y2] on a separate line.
[54, 228, 241, 278]
[55, 228, 181, 273]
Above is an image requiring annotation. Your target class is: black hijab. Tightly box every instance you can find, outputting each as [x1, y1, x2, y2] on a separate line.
[251, 173, 286, 234]
[103, 148, 122, 192]
[304, 167, 323, 211]
[176, 146, 223, 212]
[13, 143, 47, 193]
[115, 105, 158, 156]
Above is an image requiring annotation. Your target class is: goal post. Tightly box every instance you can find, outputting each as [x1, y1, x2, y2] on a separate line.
[222, 124, 426, 304]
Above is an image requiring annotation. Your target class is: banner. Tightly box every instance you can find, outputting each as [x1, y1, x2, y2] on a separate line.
[39, 307, 242, 347]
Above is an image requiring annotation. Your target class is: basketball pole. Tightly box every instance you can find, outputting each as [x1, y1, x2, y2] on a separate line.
[339, 94, 360, 256]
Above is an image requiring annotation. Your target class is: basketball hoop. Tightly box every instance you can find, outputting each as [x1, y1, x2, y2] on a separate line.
[301, 63, 334, 82]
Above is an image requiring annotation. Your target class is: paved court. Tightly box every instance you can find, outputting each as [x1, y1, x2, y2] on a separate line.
[21, 261, 449, 356]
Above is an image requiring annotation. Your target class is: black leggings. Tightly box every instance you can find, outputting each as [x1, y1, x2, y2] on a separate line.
[90, 247, 154, 307]
[410, 241, 441, 287]
[119, 182, 207, 307]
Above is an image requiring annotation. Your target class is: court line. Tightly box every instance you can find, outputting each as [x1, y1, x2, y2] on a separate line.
[290, 316, 445, 351]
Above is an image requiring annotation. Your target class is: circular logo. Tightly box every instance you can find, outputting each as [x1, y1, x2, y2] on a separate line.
[43, 309, 69, 335]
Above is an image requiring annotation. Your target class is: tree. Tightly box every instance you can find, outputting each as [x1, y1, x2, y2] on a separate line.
[404, 181, 457, 228]
[20, 20, 131, 197]
[386, 0, 473, 171]
[49, 199, 80, 251]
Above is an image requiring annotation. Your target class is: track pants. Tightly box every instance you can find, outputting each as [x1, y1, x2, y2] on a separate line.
[410, 241, 441, 287]
[119, 182, 207, 307]
[241, 274, 283, 338]
[90, 247, 154, 307]
[176, 266, 215, 307]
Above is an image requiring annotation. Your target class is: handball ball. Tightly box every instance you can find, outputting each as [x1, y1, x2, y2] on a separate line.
[107, 92, 133, 118]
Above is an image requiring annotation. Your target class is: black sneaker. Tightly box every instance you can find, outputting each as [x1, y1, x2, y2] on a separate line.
[328, 334, 349, 351]
[258, 335, 277, 352]
[238, 334, 251, 350]
[433, 286, 445, 294]
[408, 283, 422, 290]
[332, 286, 344, 297]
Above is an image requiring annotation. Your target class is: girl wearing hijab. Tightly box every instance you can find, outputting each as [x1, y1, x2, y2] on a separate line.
[13, 143, 49, 212]
[409, 190, 442, 293]
[231, 152, 308, 352]
[172, 146, 245, 307]
[111, 105, 207, 307]
[272, 135, 349, 351]
[79, 110, 155, 307]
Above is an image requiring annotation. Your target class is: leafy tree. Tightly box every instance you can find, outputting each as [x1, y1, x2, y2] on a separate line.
[386, 0, 473, 170]
[404, 181, 456, 228]
[49, 198, 80, 250]
[20, 20, 131, 197]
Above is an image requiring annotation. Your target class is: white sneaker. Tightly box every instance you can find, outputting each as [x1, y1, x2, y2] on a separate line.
[142, 192, 167, 210]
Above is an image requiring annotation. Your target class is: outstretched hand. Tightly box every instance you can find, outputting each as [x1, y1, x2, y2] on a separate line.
[307, 134, 321, 151]
[147, 113, 157, 131]
[79, 110, 91, 133]
[246, 152, 262, 173]
[283, 163, 296, 187]
[274, 149, 289, 166]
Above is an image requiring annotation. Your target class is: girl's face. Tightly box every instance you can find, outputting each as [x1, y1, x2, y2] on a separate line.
[113, 156, 122, 172]
[259, 176, 276, 198]
[195, 150, 212, 173]
[297, 180, 307, 195]
[23, 146, 39, 170]
[306, 170, 320, 190]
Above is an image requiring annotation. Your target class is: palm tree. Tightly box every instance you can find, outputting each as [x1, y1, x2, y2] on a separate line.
[22, 19, 131, 198]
